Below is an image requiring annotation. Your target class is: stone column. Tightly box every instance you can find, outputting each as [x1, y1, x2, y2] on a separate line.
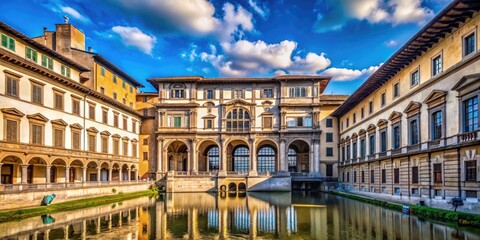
[134, 169, 139, 182]
[309, 141, 314, 174]
[119, 211, 122, 226]
[45, 166, 51, 184]
[82, 167, 87, 182]
[82, 220, 86, 239]
[279, 139, 286, 172]
[65, 167, 70, 184]
[44, 229, 50, 240]
[21, 164, 28, 184]
[64, 225, 69, 240]
[96, 217, 101, 234]
[249, 139, 257, 176]
[219, 138, 227, 176]
[314, 140, 320, 174]
[97, 167, 101, 182]
[108, 168, 113, 182]
[190, 139, 197, 173]
[108, 214, 112, 229]
[157, 138, 163, 179]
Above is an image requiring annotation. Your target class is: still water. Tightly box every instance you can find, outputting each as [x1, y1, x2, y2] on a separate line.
[1, 192, 479, 240]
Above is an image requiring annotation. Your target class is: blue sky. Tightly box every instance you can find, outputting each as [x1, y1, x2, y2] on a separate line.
[0, 0, 450, 94]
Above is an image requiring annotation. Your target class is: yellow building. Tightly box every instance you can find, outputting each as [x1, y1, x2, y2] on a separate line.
[333, 0, 480, 202]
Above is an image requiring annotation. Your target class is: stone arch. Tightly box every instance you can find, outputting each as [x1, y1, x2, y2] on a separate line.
[220, 185, 227, 192]
[166, 140, 189, 171]
[227, 139, 250, 172]
[26, 154, 49, 163]
[287, 139, 310, 173]
[70, 159, 84, 167]
[28, 157, 47, 165]
[256, 139, 278, 173]
[86, 161, 98, 168]
[197, 139, 220, 172]
[256, 138, 279, 151]
[51, 158, 67, 166]
[1, 154, 25, 164]
[0, 155, 24, 184]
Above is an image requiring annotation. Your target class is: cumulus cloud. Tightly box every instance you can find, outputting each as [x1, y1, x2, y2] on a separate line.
[46, 0, 91, 24]
[386, 40, 398, 47]
[248, 0, 270, 19]
[313, 0, 434, 33]
[60, 6, 91, 23]
[105, 0, 253, 42]
[201, 40, 332, 77]
[111, 26, 157, 54]
[321, 64, 382, 81]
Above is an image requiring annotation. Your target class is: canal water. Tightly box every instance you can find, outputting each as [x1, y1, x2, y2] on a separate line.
[1, 192, 479, 239]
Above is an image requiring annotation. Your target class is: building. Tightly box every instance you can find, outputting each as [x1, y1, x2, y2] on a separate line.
[0, 21, 142, 189]
[333, 0, 480, 202]
[146, 76, 346, 191]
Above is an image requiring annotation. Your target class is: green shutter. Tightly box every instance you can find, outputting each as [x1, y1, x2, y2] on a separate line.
[8, 37, 14, 51]
[1, 34, 7, 47]
[48, 57, 53, 69]
[67, 67, 71, 77]
[42, 55, 47, 67]
[32, 50, 37, 62]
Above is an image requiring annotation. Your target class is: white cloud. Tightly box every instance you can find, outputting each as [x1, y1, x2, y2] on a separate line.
[107, 0, 254, 42]
[248, 0, 270, 19]
[313, 0, 434, 33]
[321, 64, 382, 81]
[181, 44, 198, 62]
[46, 1, 91, 24]
[111, 26, 157, 54]
[60, 6, 91, 23]
[386, 40, 398, 47]
[201, 39, 332, 77]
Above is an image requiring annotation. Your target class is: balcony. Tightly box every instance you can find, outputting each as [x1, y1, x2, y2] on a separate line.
[458, 130, 479, 143]
[407, 144, 420, 152]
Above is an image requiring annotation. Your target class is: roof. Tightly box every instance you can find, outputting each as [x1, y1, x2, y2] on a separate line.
[331, 0, 480, 117]
[0, 22, 90, 72]
[148, 75, 332, 93]
[93, 55, 144, 88]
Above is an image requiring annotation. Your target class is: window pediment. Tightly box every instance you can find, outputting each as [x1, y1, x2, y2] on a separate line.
[112, 134, 121, 139]
[1, 108, 25, 118]
[388, 111, 402, 123]
[131, 138, 138, 143]
[86, 127, 99, 133]
[452, 74, 480, 94]
[51, 119, 68, 126]
[27, 113, 49, 122]
[377, 119, 388, 128]
[122, 136, 130, 141]
[202, 113, 216, 119]
[423, 90, 447, 108]
[403, 101, 422, 118]
[358, 129, 366, 137]
[70, 123, 83, 130]
[100, 130, 111, 136]
[223, 99, 255, 106]
[367, 124, 376, 132]
[202, 101, 215, 107]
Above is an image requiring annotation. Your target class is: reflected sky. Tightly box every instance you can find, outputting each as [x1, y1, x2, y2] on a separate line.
[1, 192, 479, 240]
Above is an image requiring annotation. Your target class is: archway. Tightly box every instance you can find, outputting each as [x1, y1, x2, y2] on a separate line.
[226, 139, 250, 172]
[1, 155, 23, 184]
[166, 141, 189, 172]
[257, 145, 277, 173]
[70, 160, 84, 182]
[288, 140, 310, 173]
[112, 163, 120, 181]
[130, 165, 137, 181]
[197, 140, 219, 172]
[86, 161, 98, 181]
[228, 182, 237, 192]
[51, 159, 67, 183]
[100, 162, 109, 181]
[27, 157, 47, 184]
[121, 164, 129, 181]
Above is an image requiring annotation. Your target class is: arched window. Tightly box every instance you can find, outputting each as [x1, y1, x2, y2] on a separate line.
[170, 83, 185, 99]
[233, 146, 249, 172]
[207, 146, 219, 171]
[226, 108, 250, 132]
[288, 148, 297, 172]
[257, 146, 276, 172]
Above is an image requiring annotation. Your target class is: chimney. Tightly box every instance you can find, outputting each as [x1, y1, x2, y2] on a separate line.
[43, 27, 47, 45]
[88, 46, 92, 52]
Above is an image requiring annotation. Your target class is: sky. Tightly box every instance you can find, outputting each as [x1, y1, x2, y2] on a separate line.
[0, 0, 451, 94]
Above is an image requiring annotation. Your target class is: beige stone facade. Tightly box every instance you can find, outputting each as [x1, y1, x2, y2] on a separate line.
[333, 1, 480, 202]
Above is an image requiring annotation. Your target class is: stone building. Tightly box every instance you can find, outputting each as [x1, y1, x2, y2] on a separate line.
[333, 0, 480, 202]
[145, 76, 346, 191]
[0, 21, 142, 189]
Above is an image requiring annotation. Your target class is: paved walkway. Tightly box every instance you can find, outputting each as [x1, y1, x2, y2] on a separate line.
[344, 190, 480, 215]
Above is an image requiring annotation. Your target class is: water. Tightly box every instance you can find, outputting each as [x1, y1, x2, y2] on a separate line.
[1, 192, 479, 240]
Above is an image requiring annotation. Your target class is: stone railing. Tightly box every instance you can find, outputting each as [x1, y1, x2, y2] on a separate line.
[0, 180, 148, 192]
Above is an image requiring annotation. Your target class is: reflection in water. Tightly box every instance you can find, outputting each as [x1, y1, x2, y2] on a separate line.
[0, 192, 479, 239]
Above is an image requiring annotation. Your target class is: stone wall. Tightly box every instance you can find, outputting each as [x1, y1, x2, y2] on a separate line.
[0, 182, 151, 210]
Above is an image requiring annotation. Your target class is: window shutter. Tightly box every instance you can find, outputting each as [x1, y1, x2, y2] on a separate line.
[8, 38, 14, 51]
[33, 50, 37, 62]
[6, 120, 17, 142]
[1, 35, 7, 47]
[48, 58, 53, 69]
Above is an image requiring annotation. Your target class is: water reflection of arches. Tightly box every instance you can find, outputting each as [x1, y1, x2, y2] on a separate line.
[287, 140, 310, 173]
[238, 183, 246, 192]
[228, 182, 237, 192]
[167, 141, 189, 171]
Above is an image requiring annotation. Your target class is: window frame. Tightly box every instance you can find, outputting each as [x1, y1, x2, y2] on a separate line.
[408, 116, 420, 145]
[25, 46, 38, 62]
[30, 123, 44, 145]
[381, 92, 386, 107]
[1, 34, 15, 51]
[462, 95, 479, 133]
[326, 132, 333, 142]
[60, 65, 71, 78]
[30, 80, 44, 105]
[262, 116, 273, 129]
[53, 90, 65, 111]
[4, 118, 20, 142]
[431, 51, 443, 77]
[465, 160, 477, 182]
[433, 163, 443, 184]
[88, 104, 96, 120]
[262, 88, 274, 98]
[41, 55, 53, 70]
[393, 81, 400, 99]
[205, 89, 215, 99]
[5, 74, 19, 98]
[392, 123, 401, 149]
[52, 126, 65, 148]
[410, 68, 420, 87]
[326, 147, 333, 157]
[463, 28, 477, 57]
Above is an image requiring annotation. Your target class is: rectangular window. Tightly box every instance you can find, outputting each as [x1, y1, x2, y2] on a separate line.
[113, 92, 117, 100]
[123, 118, 128, 130]
[113, 139, 119, 155]
[143, 152, 148, 161]
[380, 131, 387, 152]
[143, 139, 148, 145]
[123, 141, 128, 156]
[1, 34, 15, 51]
[381, 92, 386, 107]
[346, 118, 349, 127]
[287, 117, 297, 127]
[101, 67, 106, 76]
[326, 164, 333, 177]
[101, 137, 108, 154]
[102, 109, 108, 124]
[326, 133, 333, 142]
[171, 89, 185, 98]
[432, 54, 442, 76]
[346, 145, 351, 160]
[206, 119, 213, 129]
[352, 141, 357, 159]
[132, 143, 137, 157]
[412, 166, 419, 184]
[174, 116, 182, 128]
[465, 161, 477, 181]
[393, 82, 399, 98]
[233, 90, 244, 98]
[54, 92, 64, 111]
[122, 81, 126, 89]
[361, 107, 364, 119]
[262, 88, 273, 98]
[263, 116, 272, 129]
[114, 114, 119, 127]
[394, 168, 399, 184]
[409, 120, 419, 145]
[353, 113, 356, 124]
[393, 126, 401, 149]
[89, 105, 95, 120]
[53, 128, 64, 148]
[433, 163, 442, 183]
[381, 169, 386, 183]
[206, 89, 215, 99]
[353, 171, 357, 183]
[326, 119, 333, 128]
[466, 191, 477, 199]
[72, 131, 80, 150]
[369, 101, 373, 114]
[31, 124, 43, 145]
[411, 69, 419, 87]
[369, 134, 375, 155]
[370, 170, 374, 183]
[6, 76, 19, 97]
[360, 138, 365, 158]
[6, 119, 18, 142]
[347, 172, 350, 182]
[341, 146, 345, 162]
[326, 147, 333, 157]
[31, 84, 43, 104]
[72, 98, 80, 115]
[88, 135, 96, 152]
[132, 121, 136, 133]
[464, 96, 479, 132]
[41, 55, 53, 70]
[361, 171, 365, 183]
[61, 65, 71, 78]
[431, 111, 443, 140]
[289, 86, 307, 97]
[464, 32, 476, 56]
[25, 47, 38, 62]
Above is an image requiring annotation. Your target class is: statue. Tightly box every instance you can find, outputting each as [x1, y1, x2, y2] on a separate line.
[64, 15, 69, 24]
